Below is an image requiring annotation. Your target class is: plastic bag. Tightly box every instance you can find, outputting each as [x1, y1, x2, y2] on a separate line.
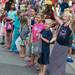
[15, 36, 21, 52]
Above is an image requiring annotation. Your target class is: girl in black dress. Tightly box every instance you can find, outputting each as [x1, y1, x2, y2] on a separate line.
[38, 23, 53, 75]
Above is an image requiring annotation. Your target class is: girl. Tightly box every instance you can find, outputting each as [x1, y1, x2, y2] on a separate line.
[7, 3, 16, 20]
[19, 17, 29, 58]
[10, 11, 20, 53]
[38, 23, 53, 75]
[26, 15, 45, 66]
[48, 8, 74, 75]
[6, 3, 16, 49]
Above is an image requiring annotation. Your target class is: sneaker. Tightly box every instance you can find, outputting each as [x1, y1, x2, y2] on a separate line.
[67, 57, 74, 63]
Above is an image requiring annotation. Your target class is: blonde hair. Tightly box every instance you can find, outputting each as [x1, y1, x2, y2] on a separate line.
[63, 8, 72, 18]
[63, 8, 75, 33]
[63, 8, 73, 23]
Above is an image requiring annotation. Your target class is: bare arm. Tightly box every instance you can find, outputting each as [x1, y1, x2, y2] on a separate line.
[41, 35, 50, 43]
[50, 36, 56, 43]
[54, 15, 63, 25]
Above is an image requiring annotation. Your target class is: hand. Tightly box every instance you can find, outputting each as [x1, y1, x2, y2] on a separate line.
[73, 40, 75, 44]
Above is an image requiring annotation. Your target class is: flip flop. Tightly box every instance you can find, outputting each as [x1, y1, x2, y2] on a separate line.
[24, 63, 34, 67]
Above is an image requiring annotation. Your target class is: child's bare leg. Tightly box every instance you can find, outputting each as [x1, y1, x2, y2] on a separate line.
[39, 65, 43, 75]
[39, 65, 47, 75]
[20, 45, 26, 58]
[68, 48, 72, 56]
[6, 32, 10, 48]
[30, 54, 35, 65]
[42, 65, 47, 75]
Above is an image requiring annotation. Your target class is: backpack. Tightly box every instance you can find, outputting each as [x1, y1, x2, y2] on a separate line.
[56, 25, 72, 46]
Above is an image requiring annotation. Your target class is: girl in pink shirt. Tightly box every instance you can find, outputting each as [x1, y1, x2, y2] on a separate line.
[28, 15, 45, 66]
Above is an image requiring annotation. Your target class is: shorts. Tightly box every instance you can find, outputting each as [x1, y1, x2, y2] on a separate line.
[31, 40, 42, 56]
[6, 30, 12, 33]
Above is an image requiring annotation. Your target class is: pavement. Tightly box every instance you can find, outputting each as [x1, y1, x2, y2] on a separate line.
[0, 45, 37, 75]
[0, 44, 74, 75]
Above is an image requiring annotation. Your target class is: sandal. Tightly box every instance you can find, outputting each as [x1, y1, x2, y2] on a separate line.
[24, 62, 35, 67]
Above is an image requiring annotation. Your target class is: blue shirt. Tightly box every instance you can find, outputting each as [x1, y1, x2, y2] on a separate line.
[7, 10, 17, 20]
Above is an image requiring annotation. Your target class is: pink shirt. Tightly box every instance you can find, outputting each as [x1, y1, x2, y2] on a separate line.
[32, 23, 45, 42]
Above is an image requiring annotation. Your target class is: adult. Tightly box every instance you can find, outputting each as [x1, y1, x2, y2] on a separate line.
[48, 9, 74, 75]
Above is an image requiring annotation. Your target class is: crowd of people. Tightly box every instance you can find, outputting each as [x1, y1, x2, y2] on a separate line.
[0, 0, 75, 75]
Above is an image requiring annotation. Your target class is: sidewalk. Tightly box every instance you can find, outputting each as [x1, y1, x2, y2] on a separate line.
[0, 45, 74, 75]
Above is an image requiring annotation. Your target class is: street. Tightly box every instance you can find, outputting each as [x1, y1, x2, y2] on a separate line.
[0, 45, 74, 75]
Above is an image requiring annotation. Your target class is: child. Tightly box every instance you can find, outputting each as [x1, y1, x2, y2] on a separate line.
[7, 3, 16, 20]
[38, 23, 53, 75]
[6, 3, 16, 49]
[28, 15, 45, 66]
[19, 17, 29, 58]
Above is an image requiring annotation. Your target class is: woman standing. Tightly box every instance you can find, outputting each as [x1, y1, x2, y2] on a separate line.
[48, 9, 74, 75]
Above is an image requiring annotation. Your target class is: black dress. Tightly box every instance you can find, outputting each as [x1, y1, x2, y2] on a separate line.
[38, 29, 52, 65]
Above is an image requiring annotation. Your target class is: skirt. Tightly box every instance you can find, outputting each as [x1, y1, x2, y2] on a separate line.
[48, 42, 68, 75]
